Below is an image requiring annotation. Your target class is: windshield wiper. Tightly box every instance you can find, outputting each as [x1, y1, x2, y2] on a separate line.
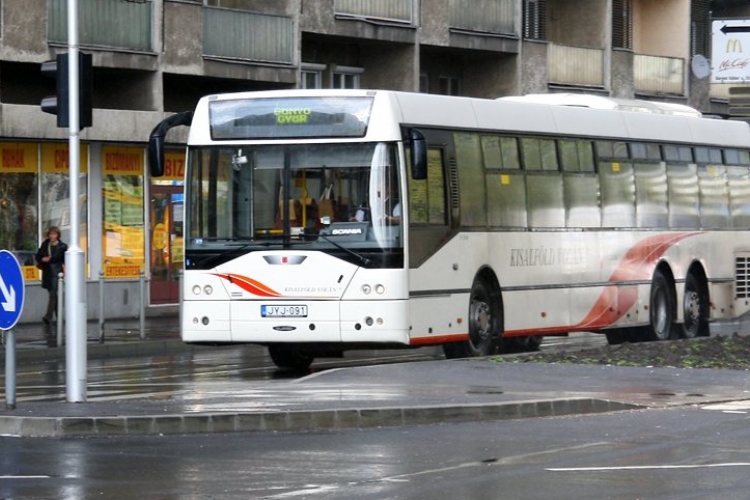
[317, 233, 371, 267]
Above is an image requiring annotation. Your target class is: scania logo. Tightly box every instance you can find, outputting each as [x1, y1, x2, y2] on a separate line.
[331, 228, 363, 235]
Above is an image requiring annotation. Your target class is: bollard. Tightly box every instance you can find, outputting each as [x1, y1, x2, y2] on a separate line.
[57, 271, 64, 348]
[4, 329, 16, 410]
[98, 270, 105, 343]
[139, 270, 146, 340]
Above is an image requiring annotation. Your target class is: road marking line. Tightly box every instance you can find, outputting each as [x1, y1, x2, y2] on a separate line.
[547, 463, 750, 472]
[0, 475, 51, 479]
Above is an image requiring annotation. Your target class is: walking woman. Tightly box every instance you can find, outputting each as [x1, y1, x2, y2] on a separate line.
[36, 226, 67, 324]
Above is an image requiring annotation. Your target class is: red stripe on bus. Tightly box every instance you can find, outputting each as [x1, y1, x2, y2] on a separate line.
[213, 273, 282, 297]
[572, 232, 697, 330]
[409, 333, 469, 346]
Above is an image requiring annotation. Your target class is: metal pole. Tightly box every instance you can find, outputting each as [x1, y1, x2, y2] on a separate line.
[98, 271, 105, 343]
[139, 270, 146, 340]
[65, 0, 86, 402]
[57, 272, 64, 347]
[4, 329, 16, 410]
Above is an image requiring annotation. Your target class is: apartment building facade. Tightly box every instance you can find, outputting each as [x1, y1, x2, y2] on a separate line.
[0, 0, 746, 322]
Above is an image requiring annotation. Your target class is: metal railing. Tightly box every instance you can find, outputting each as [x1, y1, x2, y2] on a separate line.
[449, 0, 515, 35]
[634, 54, 685, 96]
[333, 0, 413, 24]
[49, 270, 156, 345]
[47, 0, 152, 51]
[203, 7, 294, 64]
[548, 44, 605, 88]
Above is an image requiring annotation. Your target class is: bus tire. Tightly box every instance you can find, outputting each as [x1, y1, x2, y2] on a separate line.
[268, 344, 314, 370]
[647, 270, 676, 341]
[443, 278, 500, 358]
[504, 335, 543, 353]
[682, 272, 709, 338]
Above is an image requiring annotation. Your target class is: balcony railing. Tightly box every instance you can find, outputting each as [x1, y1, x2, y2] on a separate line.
[449, 0, 515, 35]
[548, 44, 604, 88]
[48, 0, 152, 52]
[634, 54, 685, 95]
[334, 0, 413, 24]
[203, 8, 293, 64]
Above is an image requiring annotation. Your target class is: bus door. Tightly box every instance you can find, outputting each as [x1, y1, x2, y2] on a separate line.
[149, 184, 184, 305]
[408, 131, 454, 268]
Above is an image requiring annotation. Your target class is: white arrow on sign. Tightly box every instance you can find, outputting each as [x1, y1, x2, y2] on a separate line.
[0, 273, 17, 313]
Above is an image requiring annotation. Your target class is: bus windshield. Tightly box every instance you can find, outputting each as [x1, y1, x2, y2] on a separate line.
[185, 142, 403, 269]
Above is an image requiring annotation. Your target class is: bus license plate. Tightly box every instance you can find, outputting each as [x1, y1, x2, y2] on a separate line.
[261, 305, 308, 318]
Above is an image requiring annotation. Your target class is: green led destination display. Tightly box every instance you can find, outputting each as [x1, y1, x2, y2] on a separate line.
[210, 96, 374, 140]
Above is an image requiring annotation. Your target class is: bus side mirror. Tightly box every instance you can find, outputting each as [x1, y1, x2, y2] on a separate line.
[410, 129, 427, 180]
[147, 111, 193, 177]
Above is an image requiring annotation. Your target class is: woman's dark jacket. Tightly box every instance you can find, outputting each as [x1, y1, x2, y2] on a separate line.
[35, 238, 68, 291]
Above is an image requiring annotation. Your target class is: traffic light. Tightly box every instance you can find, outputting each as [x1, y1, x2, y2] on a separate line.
[41, 52, 93, 130]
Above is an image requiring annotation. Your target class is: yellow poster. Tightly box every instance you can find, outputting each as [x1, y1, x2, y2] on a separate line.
[41, 143, 89, 173]
[0, 143, 38, 173]
[103, 146, 144, 175]
[163, 151, 186, 181]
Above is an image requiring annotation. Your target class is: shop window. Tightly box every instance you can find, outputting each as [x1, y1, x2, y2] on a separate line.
[102, 145, 146, 278]
[0, 143, 39, 278]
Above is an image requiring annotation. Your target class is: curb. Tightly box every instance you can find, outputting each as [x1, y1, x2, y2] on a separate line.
[0, 398, 642, 438]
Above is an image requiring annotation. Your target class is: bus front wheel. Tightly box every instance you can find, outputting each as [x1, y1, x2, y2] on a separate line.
[268, 344, 314, 370]
[443, 279, 500, 358]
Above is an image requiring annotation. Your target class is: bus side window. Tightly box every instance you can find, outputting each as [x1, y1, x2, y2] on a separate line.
[728, 166, 750, 227]
[561, 138, 599, 228]
[599, 161, 635, 228]
[698, 164, 729, 229]
[667, 163, 699, 229]
[523, 137, 563, 228]
[455, 133, 486, 226]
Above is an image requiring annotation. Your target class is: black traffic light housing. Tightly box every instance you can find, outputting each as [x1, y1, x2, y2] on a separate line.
[41, 52, 93, 130]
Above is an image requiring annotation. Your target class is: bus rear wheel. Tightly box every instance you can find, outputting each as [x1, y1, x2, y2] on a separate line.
[268, 345, 314, 370]
[647, 270, 676, 341]
[443, 278, 500, 359]
[682, 273, 708, 338]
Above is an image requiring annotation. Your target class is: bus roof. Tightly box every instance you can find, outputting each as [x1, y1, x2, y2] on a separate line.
[192, 89, 750, 149]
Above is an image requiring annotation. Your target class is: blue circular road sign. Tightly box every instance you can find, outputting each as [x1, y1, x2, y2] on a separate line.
[0, 249, 25, 330]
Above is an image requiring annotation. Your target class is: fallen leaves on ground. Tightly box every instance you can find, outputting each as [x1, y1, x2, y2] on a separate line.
[493, 334, 750, 370]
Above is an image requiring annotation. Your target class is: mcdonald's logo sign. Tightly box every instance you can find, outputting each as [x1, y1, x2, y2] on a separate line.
[727, 39, 744, 53]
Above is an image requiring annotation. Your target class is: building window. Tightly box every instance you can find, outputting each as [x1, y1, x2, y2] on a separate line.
[439, 76, 461, 96]
[331, 65, 363, 89]
[690, 0, 710, 57]
[301, 63, 325, 89]
[419, 74, 429, 93]
[612, 0, 633, 50]
[523, 0, 546, 41]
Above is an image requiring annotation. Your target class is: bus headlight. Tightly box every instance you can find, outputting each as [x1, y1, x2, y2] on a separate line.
[375, 284, 385, 295]
[192, 285, 202, 295]
[362, 284, 372, 295]
[204, 285, 213, 295]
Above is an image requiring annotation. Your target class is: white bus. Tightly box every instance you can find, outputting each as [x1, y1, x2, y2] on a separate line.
[148, 89, 750, 369]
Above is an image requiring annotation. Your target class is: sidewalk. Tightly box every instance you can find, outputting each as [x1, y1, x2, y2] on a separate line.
[0, 315, 188, 365]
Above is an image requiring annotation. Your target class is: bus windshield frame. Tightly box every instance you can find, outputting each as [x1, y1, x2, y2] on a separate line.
[184, 141, 404, 270]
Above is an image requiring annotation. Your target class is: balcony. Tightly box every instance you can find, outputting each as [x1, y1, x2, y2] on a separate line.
[48, 0, 152, 52]
[449, 0, 515, 35]
[548, 44, 604, 88]
[333, 0, 413, 24]
[203, 8, 294, 64]
[634, 54, 685, 96]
